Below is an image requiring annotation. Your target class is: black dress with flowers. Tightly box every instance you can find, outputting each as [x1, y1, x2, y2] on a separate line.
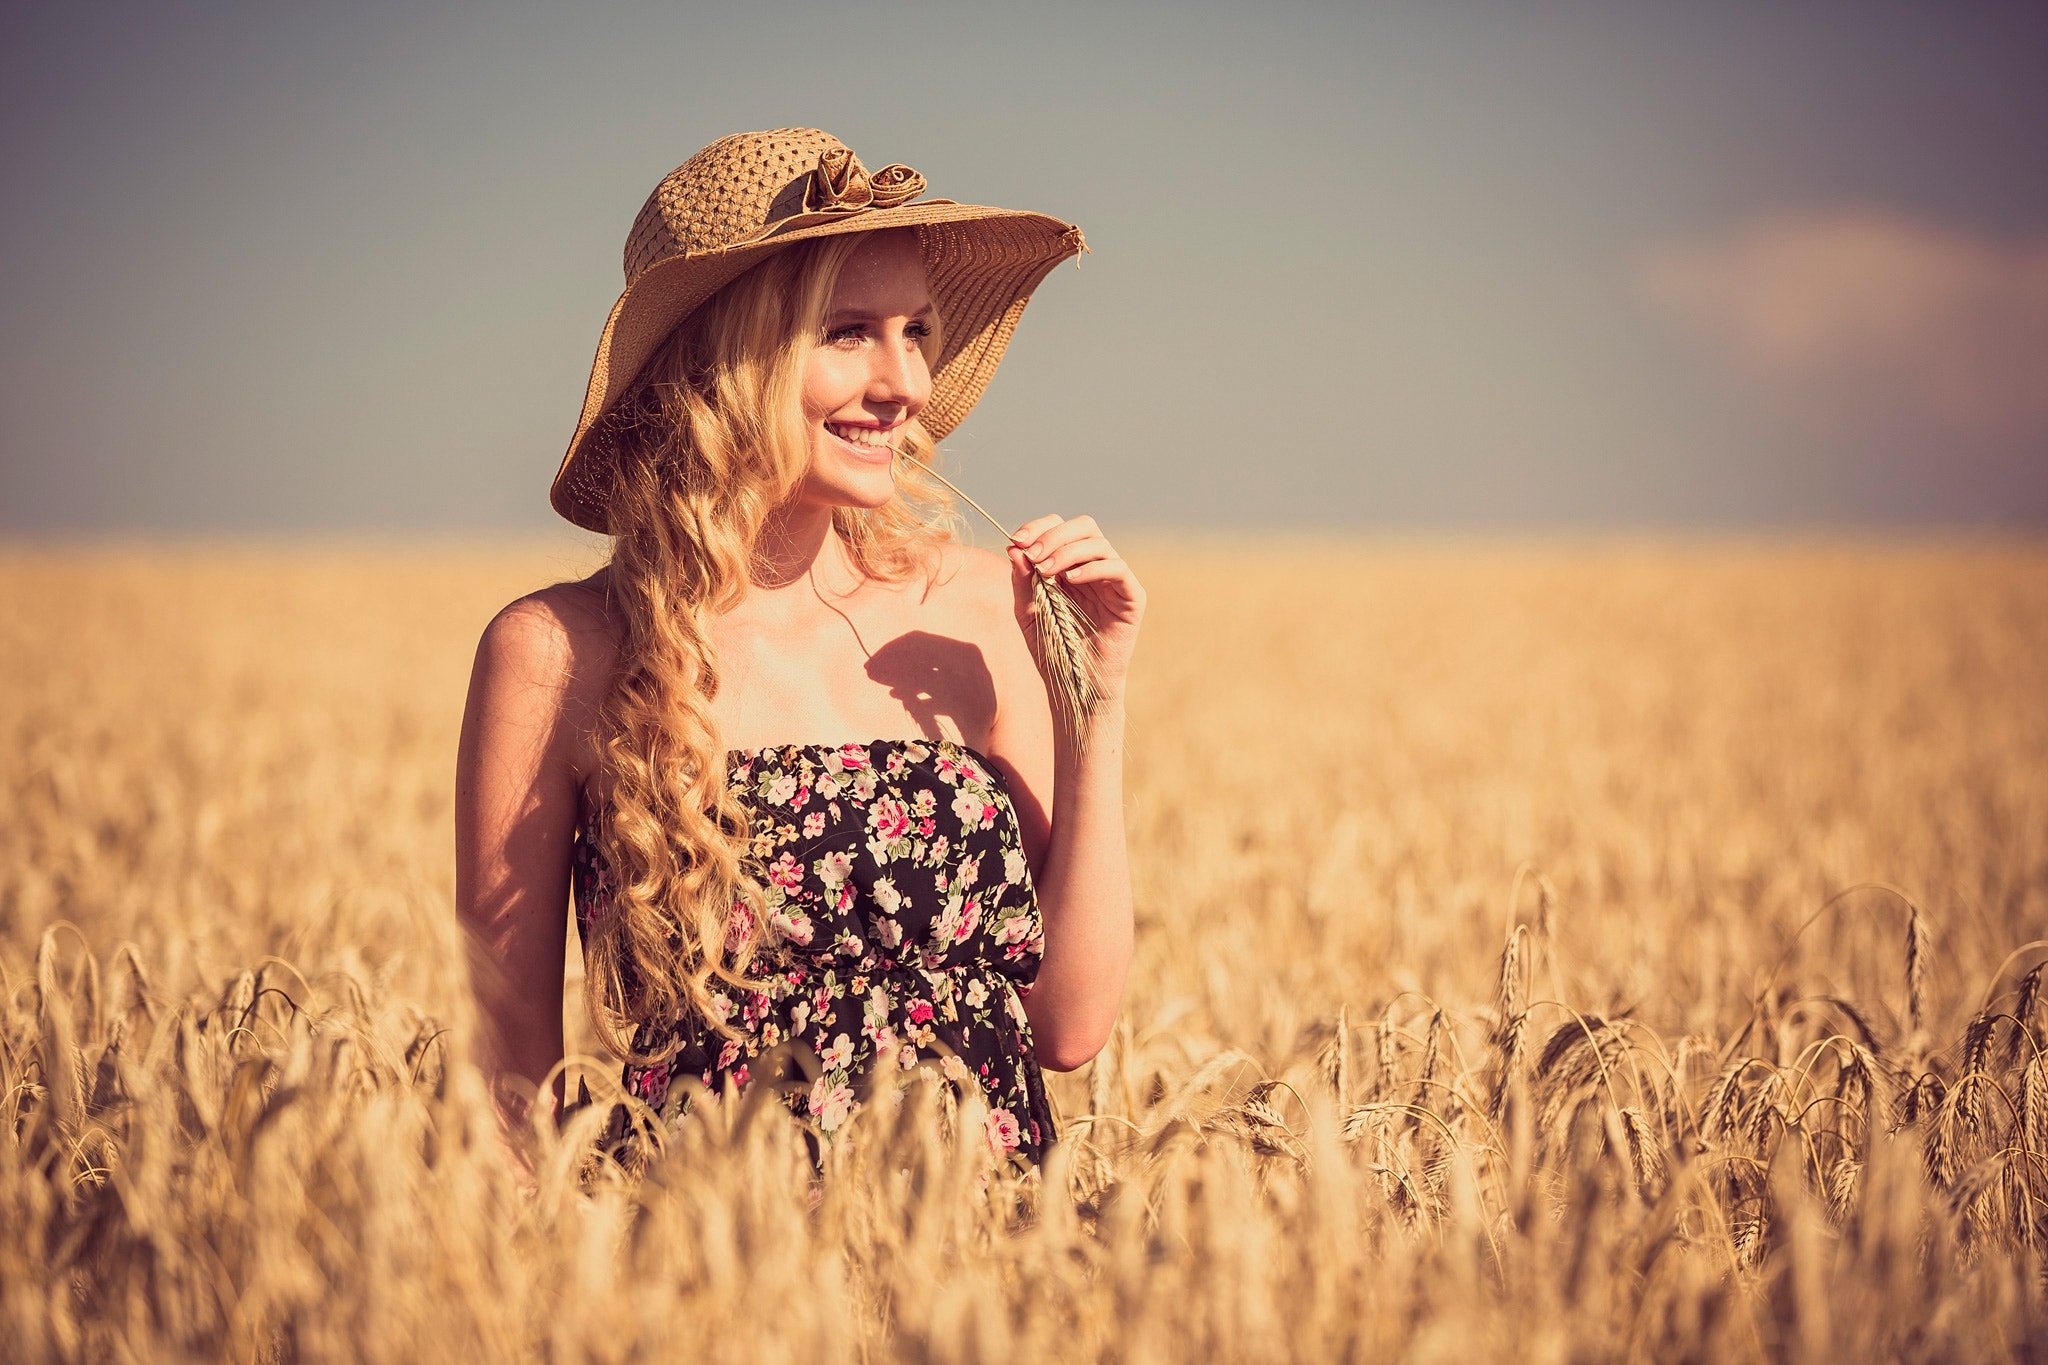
[571, 738, 1056, 1162]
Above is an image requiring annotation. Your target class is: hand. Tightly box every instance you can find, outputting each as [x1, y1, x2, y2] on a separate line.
[1006, 514, 1146, 702]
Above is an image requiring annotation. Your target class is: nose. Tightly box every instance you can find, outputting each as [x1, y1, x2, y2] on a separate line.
[866, 326, 928, 414]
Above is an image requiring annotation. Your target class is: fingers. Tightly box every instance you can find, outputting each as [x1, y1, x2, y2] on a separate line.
[1009, 514, 1068, 550]
[1013, 515, 1102, 570]
[1030, 535, 1115, 579]
[1005, 543, 1036, 614]
[1059, 556, 1132, 588]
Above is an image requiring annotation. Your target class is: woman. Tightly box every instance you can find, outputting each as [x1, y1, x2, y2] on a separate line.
[455, 128, 1141, 1170]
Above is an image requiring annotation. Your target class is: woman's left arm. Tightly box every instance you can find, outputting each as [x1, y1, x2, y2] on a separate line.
[990, 514, 1145, 1071]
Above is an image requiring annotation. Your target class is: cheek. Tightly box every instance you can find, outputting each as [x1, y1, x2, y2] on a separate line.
[911, 352, 934, 406]
[802, 352, 854, 419]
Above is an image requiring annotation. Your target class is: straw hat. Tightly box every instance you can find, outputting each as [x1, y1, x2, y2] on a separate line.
[550, 127, 1086, 532]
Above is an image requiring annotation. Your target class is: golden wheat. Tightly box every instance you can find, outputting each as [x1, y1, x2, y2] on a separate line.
[3, 538, 2046, 1362]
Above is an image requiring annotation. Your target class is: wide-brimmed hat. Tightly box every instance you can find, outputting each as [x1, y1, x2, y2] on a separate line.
[549, 127, 1086, 532]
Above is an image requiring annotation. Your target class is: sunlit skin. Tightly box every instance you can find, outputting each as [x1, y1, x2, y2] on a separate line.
[790, 231, 936, 514]
[454, 231, 1145, 1175]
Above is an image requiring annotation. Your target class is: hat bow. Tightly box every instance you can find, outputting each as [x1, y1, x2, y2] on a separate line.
[804, 147, 927, 214]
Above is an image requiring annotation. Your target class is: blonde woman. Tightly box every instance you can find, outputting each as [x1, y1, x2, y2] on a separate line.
[455, 129, 1141, 1168]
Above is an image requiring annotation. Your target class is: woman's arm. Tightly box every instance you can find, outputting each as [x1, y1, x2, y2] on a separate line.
[454, 587, 609, 1168]
[986, 516, 1146, 1072]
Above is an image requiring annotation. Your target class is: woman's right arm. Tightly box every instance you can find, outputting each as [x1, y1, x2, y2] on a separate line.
[454, 587, 610, 1170]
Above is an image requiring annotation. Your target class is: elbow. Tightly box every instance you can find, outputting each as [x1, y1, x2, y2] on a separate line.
[1034, 1031, 1109, 1074]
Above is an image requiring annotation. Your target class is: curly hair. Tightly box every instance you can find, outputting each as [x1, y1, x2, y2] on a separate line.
[581, 229, 958, 1063]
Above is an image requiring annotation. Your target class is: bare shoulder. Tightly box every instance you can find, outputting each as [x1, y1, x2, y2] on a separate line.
[474, 568, 621, 714]
[925, 542, 1017, 626]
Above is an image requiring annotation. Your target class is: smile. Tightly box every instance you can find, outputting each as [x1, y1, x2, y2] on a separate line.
[825, 422, 900, 460]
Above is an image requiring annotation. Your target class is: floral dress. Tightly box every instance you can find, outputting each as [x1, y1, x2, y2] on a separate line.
[572, 738, 1056, 1163]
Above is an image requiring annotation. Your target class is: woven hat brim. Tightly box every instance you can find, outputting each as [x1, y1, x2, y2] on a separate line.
[550, 201, 1083, 533]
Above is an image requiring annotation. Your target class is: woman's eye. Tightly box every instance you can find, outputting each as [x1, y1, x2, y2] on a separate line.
[906, 321, 932, 341]
[825, 324, 866, 346]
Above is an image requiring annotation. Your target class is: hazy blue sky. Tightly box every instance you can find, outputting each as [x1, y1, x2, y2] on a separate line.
[3, 1, 2044, 532]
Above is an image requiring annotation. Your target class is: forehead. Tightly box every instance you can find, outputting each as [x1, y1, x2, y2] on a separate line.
[827, 230, 930, 314]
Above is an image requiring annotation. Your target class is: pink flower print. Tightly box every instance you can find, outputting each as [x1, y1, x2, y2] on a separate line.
[792, 784, 811, 810]
[821, 1032, 855, 1070]
[917, 816, 936, 839]
[718, 1038, 740, 1069]
[839, 746, 870, 771]
[885, 750, 906, 775]
[803, 811, 826, 838]
[933, 895, 963, 943]
[852, 771, 878, 801]
[766, 852, 804, 891]
[726, 901, 757, 948]
[766, 774, 798, 805]
[907, 999, 935, 1025]
[813, 986, 834, 1017]
[869, 797, 911, 842]
[1004, 848, 1028, 884]
[986, 1108, 1021, 1152]
[871, 877, 902, 914]
[731, 1063, 750, 1090]
[953, 786, 992, 829]
[815, 850, 853, 888]
[769, 908, 814, 945]
[634, 1059, 671, 1100]
[996, 914, 1033, 946]
[956, 897, 983, 942]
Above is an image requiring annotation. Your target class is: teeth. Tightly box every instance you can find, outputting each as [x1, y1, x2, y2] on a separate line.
[827, 423, 894, 449]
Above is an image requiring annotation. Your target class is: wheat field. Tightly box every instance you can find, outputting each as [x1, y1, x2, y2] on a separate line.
[4, 538, 2046, 1362]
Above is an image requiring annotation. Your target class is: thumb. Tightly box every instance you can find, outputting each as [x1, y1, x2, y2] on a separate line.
[1005, 544, 1035, 618]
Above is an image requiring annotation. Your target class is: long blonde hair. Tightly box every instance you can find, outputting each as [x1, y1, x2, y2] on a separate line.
[583, 230, 957, 1063]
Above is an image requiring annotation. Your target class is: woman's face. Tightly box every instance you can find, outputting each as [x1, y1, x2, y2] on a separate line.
[797, 230, 935, 511]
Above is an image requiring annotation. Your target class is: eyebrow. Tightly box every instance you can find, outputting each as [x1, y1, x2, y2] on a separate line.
[825, 303, 936, 323]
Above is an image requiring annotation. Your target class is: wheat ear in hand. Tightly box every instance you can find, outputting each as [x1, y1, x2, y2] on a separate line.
[896, 453, 1101, 747]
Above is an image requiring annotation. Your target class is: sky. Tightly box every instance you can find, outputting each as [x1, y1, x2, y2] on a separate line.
[2, 0, 2045, 534]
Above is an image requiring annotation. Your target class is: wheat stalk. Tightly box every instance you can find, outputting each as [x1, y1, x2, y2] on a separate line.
[897, 451, 1102, 745]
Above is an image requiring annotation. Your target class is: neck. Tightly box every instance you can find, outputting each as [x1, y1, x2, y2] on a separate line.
[751, 500, 848, 591]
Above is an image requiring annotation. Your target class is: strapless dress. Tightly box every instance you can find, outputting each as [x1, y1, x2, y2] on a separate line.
[572, 737, 1055, 1161]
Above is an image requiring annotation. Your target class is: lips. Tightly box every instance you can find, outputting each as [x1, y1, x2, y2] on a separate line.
[824, 421, 902, 463]
[825, 421, 897, 449]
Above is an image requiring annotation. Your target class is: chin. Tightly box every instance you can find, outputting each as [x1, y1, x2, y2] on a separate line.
[798, 466, 897, 512]
[801, 440, 902, 511]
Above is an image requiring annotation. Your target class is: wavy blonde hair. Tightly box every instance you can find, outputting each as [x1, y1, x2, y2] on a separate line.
[583, 230, 957, 1063]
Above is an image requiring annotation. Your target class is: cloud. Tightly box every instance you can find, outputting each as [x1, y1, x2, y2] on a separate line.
[1636, 208, 2048, 438]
